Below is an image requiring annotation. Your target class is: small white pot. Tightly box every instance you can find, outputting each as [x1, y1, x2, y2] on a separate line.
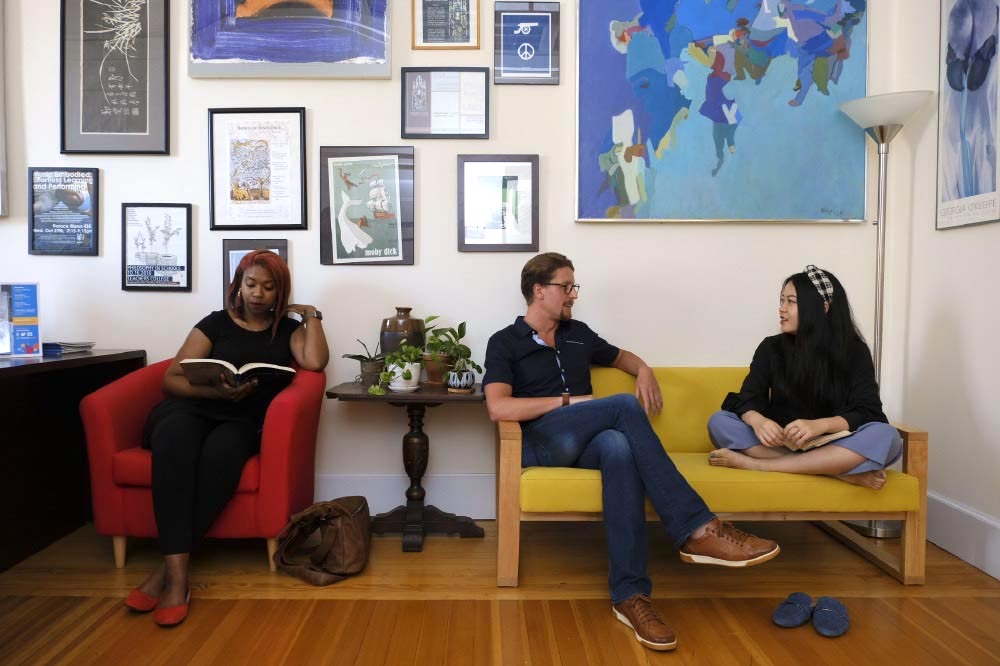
[388, 362, 421, 392]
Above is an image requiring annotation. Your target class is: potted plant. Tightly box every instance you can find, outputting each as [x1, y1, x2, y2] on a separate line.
[379, 342, 423, 393]
[421, 315, 450, 387]
[342, 339, 384, 390]
[436, 322, 481, 393]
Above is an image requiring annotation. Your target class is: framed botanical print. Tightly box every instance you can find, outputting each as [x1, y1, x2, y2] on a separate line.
[190, 0, 390, 78]
[412, 0, 480, 49]
[457, 154, 538, 252]
[320, 146, 415, 265]
[401, 67, 489, 139]
[61, 0, 170, 154]
[121, 203, 192, 291]
[208, 107, 307, 230]
[28, 167, 99, 256]
[222, 238, 288, 304]
[494, 2, 560, 85]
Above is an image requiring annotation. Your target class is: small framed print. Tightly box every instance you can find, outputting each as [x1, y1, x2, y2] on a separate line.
[222, 238, 288, 305]
[401, 67, 489, 139]
[61, 0, 170, 154]
[494, 2, 560, 85]
[320, 146, 414, 266]
[28, 167, 99, 256]
[457, 154, 538, 252]
[413, 0, 480, 49]
[208, 107, 307, 230]
[121, 203, 192, 291]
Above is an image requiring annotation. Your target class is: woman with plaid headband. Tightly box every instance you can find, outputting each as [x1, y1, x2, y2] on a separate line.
[706, 266, 902, 490]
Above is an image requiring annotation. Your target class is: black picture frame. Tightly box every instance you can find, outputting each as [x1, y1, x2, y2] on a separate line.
[457, 154, 539, 252]
[320, 146, 415, 266]
[412, 0, 481, 50]
[401, 68, 490, 139]
[494, 2, 560, 85]
[208, 107, 307, 230]
[28, 167, 100, 256]
[222, 238, 289, 305]
[60, 0, 170, 154]
[121, 203, 192, 291]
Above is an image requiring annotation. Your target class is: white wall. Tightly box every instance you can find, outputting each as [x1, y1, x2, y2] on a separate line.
[3, 1, 971, 542]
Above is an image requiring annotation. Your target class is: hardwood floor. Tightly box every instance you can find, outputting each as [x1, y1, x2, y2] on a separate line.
[1, 522, 998, 664]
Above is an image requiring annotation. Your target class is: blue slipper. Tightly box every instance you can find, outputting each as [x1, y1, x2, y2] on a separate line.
[772, 592, 814, 628]
[812, 596, 849, 637]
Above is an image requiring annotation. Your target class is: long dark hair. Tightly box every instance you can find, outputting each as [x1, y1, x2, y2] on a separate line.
[226, 249, 291, 340]
[778, 268, 865, 407]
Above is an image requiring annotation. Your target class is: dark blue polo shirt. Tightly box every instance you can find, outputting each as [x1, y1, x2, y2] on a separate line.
[483, 316, 621, 397]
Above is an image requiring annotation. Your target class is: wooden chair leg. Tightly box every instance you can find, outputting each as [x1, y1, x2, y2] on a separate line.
[112, 536, 126, 569]
[267, 538, 278, 572]
[496, 421, 522, 587]
[901, 510, 926, 584]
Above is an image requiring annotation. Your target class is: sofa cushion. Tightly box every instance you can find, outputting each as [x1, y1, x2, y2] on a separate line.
[591, 367, 748, 453]
[112, 448, 261, 493]
[520, 452, 920, 514]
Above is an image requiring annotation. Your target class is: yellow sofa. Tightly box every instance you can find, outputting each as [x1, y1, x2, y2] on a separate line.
[496, 367, 928, 586]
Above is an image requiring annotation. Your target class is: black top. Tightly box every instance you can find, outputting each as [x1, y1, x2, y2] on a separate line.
[483, 316, 620, 398]
[721, 334, 888, 431]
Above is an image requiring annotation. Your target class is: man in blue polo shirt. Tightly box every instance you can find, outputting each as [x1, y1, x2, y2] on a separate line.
[484, 252, 780, 652]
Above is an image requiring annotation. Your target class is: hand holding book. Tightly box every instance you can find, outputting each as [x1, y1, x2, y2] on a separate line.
[180, 359, 295, 400]
[782, 419, 851, 451]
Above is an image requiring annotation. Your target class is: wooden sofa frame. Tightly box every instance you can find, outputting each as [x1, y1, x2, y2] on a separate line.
[496, 421, 928, 586]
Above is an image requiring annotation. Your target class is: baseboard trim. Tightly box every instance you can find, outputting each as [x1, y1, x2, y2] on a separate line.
[315, 473, 496, 519]
[927, 492, 1000, 581]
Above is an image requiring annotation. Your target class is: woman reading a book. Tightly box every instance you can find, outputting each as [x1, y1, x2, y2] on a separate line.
[706, 265, 902, 490]
[126, 249, 328, 626]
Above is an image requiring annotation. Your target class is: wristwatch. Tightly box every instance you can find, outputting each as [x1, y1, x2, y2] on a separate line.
[302, 310, 323, 321]
[561, 391, 570, 407]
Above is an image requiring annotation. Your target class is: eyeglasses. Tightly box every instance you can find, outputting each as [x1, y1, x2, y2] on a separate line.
[544, 282, 581, 295]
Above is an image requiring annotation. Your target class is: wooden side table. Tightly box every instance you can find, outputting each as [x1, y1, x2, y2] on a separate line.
[326, 382, 486, 552]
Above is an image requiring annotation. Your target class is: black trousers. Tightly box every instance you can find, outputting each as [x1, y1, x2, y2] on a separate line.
[147, 405, 260, 555]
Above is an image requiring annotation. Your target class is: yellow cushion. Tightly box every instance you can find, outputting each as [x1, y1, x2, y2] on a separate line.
[520, 452, 920, 514]
[591, 367, 748, 453]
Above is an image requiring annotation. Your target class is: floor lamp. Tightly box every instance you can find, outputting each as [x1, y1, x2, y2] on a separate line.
[839, 90, 933, 538]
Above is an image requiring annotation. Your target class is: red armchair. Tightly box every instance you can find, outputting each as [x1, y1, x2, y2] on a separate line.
[80, 359, 325, 570]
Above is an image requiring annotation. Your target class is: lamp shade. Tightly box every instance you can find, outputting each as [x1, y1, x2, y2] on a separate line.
[839, 90, 934, 129]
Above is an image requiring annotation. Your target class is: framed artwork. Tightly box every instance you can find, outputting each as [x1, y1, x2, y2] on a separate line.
[937, 0, 1000, 230]
[222, 238, 288, 305]
[208, 107, 307, 231]
[413, 0, 480, 49]
[494, 2, 560, 85]
[577, 1, 868, 223]
[457, 154, 538, 252]
[121, 203, 192, 291]
[320, 146, 414, 265]
[60, 0, 170, 154]
[401, 67, 489, 139]
[190, 0, 390, 78]
[28, 167, 99, 256]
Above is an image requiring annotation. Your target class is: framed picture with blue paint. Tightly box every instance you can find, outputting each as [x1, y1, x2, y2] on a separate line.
[576, 1, 868, 223]
[190, 0, 390, 78]
[494, 2, 560, 85]
[936, 0, 1000, 230]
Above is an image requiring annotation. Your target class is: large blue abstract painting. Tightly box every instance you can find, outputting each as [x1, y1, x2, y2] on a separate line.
[190, 0, 390, 78]
[577, 0, 867, 222]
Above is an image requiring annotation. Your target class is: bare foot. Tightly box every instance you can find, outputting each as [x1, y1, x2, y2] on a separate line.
[834, 470, 887, 490]
[137, 563, 166, 598]
[709, 448, 761, 470]
[788, 99, 801, 107]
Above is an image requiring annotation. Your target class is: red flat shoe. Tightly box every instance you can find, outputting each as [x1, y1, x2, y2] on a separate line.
[124, 588, 159, 613]
[154, 591, 191, 628]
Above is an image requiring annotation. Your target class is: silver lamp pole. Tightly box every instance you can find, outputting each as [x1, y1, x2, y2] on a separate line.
[839, 91, 933, 538]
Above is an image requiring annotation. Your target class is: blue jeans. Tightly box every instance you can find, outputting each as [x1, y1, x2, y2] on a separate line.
[521, 394, 716, 603]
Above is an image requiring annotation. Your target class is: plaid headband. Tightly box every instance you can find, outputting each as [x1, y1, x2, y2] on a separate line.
[805, 265, 834, 304]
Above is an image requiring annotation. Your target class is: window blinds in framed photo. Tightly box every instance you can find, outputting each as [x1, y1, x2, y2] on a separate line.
[61, 0, 170, 154]
[457, 154, 538, 252]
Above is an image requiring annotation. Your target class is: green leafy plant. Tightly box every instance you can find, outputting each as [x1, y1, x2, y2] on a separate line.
[377, 342, 424, 388]
[341, 338, 384, 363]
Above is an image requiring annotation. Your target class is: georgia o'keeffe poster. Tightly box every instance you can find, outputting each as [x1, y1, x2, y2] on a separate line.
[577, 0, 868, 222]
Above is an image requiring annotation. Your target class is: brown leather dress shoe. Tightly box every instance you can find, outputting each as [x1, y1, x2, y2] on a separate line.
[612, 594, 677, 651]
[679, 518, 780, 567]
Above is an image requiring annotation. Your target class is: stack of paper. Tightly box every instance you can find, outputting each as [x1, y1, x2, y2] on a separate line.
[42, 341, 96, 357]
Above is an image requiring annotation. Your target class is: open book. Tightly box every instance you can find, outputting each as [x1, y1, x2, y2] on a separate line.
[786, 430, 852, 452]
[180, 358, 295, 387]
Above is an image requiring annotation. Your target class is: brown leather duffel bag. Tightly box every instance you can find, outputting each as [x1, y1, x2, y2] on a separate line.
[272, 496, 371, 585]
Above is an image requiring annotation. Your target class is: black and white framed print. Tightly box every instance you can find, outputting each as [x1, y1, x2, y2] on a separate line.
[457, 154, 538, 252]
[28, 167, 99, 256]
[401, 68, 489, 139]
[222, 238, 288, 305]
[494, 2, 560, 85]
[121, 203, 192, 291]
[208, 107, 307, 230]
[61, 0, 170, 154]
